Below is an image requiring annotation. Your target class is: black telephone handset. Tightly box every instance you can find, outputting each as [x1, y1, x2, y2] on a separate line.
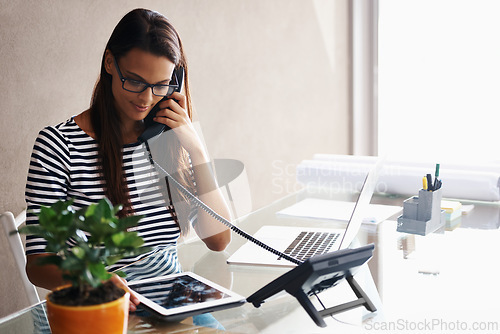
[138, 66, 185, 143]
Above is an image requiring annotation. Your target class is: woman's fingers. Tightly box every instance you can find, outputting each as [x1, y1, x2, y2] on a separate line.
[154, 93, 188, 125]
[167, 92, 187, 109]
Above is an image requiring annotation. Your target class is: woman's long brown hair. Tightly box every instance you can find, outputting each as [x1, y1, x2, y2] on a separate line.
[89, 8, 195, 217]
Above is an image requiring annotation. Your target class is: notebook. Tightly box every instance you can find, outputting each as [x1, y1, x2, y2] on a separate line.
[226, 158, 383, 267]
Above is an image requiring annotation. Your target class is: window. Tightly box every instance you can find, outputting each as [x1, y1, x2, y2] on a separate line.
[378, 0, 500, 163]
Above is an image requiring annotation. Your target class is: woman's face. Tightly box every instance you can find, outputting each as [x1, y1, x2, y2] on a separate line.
[105, 48, 176, 125]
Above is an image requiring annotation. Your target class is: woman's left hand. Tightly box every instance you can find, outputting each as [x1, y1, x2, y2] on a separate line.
[153, 92, 204, 156]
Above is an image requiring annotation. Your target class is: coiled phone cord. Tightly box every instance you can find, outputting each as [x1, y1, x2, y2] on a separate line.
[144, 143, 302, 266]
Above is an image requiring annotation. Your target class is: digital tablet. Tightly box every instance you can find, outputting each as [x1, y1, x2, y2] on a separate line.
[128, 272, 246, 322]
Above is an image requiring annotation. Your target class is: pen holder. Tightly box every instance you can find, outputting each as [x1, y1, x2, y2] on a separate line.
[397, 189, 446, 236]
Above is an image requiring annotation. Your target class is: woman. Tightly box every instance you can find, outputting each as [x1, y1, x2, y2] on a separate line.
[25, 8, 231, 310]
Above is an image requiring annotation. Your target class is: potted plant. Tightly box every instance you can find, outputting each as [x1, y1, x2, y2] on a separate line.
[17, 198, 149, 334]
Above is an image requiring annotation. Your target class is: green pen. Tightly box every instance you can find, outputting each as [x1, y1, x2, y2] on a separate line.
[433, 163, 440, 190]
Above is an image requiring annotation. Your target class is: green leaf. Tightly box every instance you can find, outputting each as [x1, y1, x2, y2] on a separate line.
[58, 211, 74, 228]
[88, 263, 112, 281]
[51, 198, 74, 215]
[60, 255, 84, 272]
[87, 198, 113, 221]
[111, 232, 126, 245]
[105, 255, 122, 266]
[86, 248, 102, 263]
[38, 206, 56, 227]
[45, 243, 64, 253]
[72, 246, 85, 260]
[116, 215, 143, 231]
[114, 271, 127, 278]
[84, 202, 96, 217]
[82, 268, 102, 288]
[112, 232, 145, 248]
[16, 225, 46, 237]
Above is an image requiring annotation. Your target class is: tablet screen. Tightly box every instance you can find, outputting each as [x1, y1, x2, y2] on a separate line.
[132, 274, 230, 309]
[129, 272, 245, 321]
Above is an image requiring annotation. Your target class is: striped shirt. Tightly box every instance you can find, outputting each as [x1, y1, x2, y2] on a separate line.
[25, 117, 196, 274]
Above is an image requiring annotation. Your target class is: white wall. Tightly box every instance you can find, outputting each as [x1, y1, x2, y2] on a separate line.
[0, 0, 350, 216]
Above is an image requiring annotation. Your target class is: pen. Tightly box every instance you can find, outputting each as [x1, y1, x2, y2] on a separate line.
[433, 164, 440, 190]
[422, 176, 428, 190]
[426, 174, 433, 191]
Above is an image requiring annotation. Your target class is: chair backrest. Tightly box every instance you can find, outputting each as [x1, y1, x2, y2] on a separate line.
[1, 211, 40, 306]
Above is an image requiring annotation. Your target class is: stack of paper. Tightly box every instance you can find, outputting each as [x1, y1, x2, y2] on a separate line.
[441, 200, 462, 222]
[276, 198, 402, 224]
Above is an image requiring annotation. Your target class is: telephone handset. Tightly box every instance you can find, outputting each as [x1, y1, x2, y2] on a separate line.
[138, 66, 185, 143]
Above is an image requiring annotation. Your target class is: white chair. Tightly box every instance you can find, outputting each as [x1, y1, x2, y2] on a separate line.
[1, 210, 40, 306]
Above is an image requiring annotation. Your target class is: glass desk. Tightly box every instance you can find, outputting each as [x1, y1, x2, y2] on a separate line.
[2, 189, 500, 333]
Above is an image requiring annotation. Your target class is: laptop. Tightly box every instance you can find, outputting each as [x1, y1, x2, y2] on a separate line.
[227, 158, 383, 267]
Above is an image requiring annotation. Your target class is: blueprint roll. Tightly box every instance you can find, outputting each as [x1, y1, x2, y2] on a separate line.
[312, 154, 500, 174]
[296, 155, 500, 202]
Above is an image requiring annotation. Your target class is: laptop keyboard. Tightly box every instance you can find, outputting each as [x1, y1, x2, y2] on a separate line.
[279, 231, 340, 262]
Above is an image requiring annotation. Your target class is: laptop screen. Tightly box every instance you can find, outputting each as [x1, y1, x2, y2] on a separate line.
[338, 158, 383, 250]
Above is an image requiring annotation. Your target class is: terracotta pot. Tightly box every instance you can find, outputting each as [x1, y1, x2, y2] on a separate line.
[46, 290, 130, 334]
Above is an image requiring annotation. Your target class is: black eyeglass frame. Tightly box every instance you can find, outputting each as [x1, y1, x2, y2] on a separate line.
[113, 57, 178, 97]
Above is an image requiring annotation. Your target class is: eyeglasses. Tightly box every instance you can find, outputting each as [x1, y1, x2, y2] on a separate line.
[113, 57, 178, 97]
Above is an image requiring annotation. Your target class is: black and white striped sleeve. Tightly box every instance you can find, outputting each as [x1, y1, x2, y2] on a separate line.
[25, 126, 71, 255]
